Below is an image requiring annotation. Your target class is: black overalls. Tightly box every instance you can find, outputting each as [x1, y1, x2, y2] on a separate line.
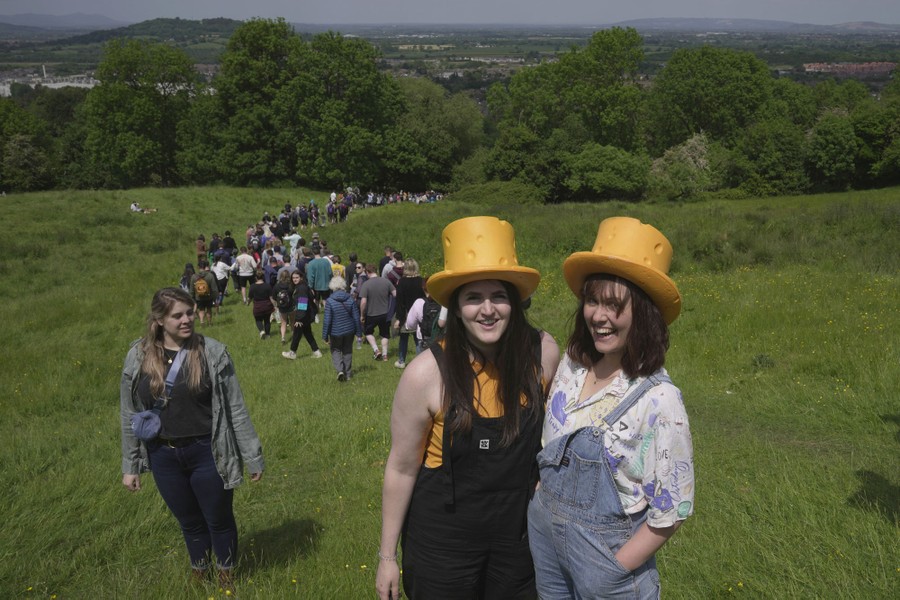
[401, 341, 542, 599]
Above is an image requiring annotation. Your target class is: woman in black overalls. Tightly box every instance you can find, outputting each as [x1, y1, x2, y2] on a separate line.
[376, 217, 560, 600]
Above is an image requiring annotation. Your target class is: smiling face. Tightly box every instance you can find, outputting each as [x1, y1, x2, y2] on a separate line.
[582, 279, 633, 365]
[158, 300, 195, 348]
[291, 272, 302, 285]
[455, 280, 512, 357]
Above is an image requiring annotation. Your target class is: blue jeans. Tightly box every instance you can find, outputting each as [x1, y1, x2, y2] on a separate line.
[148, 437, 237, 569]
[528, 427, 660, 599]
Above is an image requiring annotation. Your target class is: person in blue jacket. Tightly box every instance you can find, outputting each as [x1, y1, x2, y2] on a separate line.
[322, 276, 363, 381]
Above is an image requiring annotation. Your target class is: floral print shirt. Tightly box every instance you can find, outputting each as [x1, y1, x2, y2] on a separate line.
[542, 354, 695, 528]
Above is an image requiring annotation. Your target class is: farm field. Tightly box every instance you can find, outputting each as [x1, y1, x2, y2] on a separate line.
[0, 186, 897, 598]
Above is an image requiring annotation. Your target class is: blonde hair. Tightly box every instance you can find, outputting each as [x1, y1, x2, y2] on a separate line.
[139, 287, 205, 402]
[403, 258, 420, 277]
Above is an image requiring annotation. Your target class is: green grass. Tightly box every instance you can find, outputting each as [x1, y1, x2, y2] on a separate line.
[0, 186, 897, 598]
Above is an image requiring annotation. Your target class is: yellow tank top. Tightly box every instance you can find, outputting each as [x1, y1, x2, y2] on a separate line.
[423, 360, 505, 468]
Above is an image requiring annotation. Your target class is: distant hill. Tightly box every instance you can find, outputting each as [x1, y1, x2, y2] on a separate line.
[53, 17, 244, 45]
[0, 12, 127, 30]
[614, 17, 900, 33]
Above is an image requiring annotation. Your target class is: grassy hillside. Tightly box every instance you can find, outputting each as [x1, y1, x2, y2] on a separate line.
[0, 186, 897, 598]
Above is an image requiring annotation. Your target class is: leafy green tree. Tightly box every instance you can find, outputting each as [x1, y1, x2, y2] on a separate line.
[279, 32, 403, 189]
[383, 77, 484, 190]
[449, 147, 490, 191]
[490, 28, 644, 150]
[806, 112, 860, 191]
[761, 78, 818, 129]
[562, 143, 649, 200]
[0, 97, 53, 191]
[813, 79, 870, 113]
[487, 28, 646, 200]
[212, 18, 303, 185]
[647, 133, 722, 201]
[81, 39, 198, 187]
[485, 124, 558, 199]
[2, 133, 52, 191]
[849, 98, 895, 187]
[732, 119, 809, 196]
[647, 46, 773, 152]
[176, 91, 226, 184]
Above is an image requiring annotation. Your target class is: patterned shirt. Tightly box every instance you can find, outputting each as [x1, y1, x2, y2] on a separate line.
[542, 354, 695, 528]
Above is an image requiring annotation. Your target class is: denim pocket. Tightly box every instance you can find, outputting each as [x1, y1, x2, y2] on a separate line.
[537, 447, 601, 509]
[567, 520, 637, 594]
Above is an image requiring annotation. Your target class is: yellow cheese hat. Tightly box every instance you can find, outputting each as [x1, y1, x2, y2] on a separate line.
[563, 217, 682, 324]
[427, 216, 541, 307]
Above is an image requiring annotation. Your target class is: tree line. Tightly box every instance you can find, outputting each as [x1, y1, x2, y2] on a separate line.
[1, 20, 899, 201]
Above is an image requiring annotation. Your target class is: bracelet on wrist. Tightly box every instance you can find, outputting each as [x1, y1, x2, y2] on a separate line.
[377, 550, 398, 562]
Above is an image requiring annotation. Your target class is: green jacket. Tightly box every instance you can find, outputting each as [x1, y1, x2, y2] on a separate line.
[120, 336, 264, 489]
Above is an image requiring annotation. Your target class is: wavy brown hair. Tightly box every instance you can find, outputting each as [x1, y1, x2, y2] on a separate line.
[139, 287, 206, 403]
[438, 281, 543, 447]
[566, 274, 669, 378]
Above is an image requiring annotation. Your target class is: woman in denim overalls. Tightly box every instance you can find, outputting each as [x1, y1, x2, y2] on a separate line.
[376, 217, 560, 600]
[529, 217, 695, 599]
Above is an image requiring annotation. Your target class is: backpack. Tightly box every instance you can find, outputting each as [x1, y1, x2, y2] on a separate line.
[275, 287, 291, 310]
[193, 276, 211, 300]
[420, 298, 443, 348]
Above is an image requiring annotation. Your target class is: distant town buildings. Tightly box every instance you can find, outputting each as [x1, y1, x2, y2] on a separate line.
[0, 73, 98, 96]
[803, 61, 896, 77]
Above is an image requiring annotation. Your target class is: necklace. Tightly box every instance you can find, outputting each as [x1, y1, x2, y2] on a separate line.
[163, 348, 177, 365]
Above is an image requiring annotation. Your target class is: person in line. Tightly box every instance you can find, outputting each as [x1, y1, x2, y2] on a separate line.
[282, 271, 322, 360]
[272, 270, 295, 344]
[179, 263, 195, 293]
[248, 269, 276, 339]
[195, 234, 207, 265]
[190, 260, 218, 326]
[529, 217, 695, 598]
[120, 287, 264, 590]
[394, 258, 425, 369]
[404, 279, 442, 354]
[211, 253, 236, 313]
[376, 216, 560, 600]
[234, 246, 258, 306]
[359, 263, 396, 362]
[306, 247, 334, 316]
[322, 276, 363, 381]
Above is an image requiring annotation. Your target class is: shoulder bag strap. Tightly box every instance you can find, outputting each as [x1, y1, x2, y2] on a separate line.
[153, 348, 187, 412]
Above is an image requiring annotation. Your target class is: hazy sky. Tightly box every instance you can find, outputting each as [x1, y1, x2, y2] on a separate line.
[2, 0, 900, 26]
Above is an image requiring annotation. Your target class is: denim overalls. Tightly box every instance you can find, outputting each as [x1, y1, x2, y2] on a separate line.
[528, 374, 670, 599]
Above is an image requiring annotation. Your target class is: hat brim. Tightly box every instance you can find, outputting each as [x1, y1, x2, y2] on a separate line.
[427, 267, 541, 308]
[563, 253, 681, 324]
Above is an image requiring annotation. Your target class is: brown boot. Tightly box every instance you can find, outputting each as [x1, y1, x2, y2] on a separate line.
[218, 568, 235, 593]
[190, 568, 208, 584]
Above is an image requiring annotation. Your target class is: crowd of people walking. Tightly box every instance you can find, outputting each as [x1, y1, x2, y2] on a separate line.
[176, 199, 444, 383]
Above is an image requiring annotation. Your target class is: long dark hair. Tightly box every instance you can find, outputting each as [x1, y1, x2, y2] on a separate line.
[139, 287, 206, 401]
[566, 274, 668, 378]
[439, 281, 543, 447]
